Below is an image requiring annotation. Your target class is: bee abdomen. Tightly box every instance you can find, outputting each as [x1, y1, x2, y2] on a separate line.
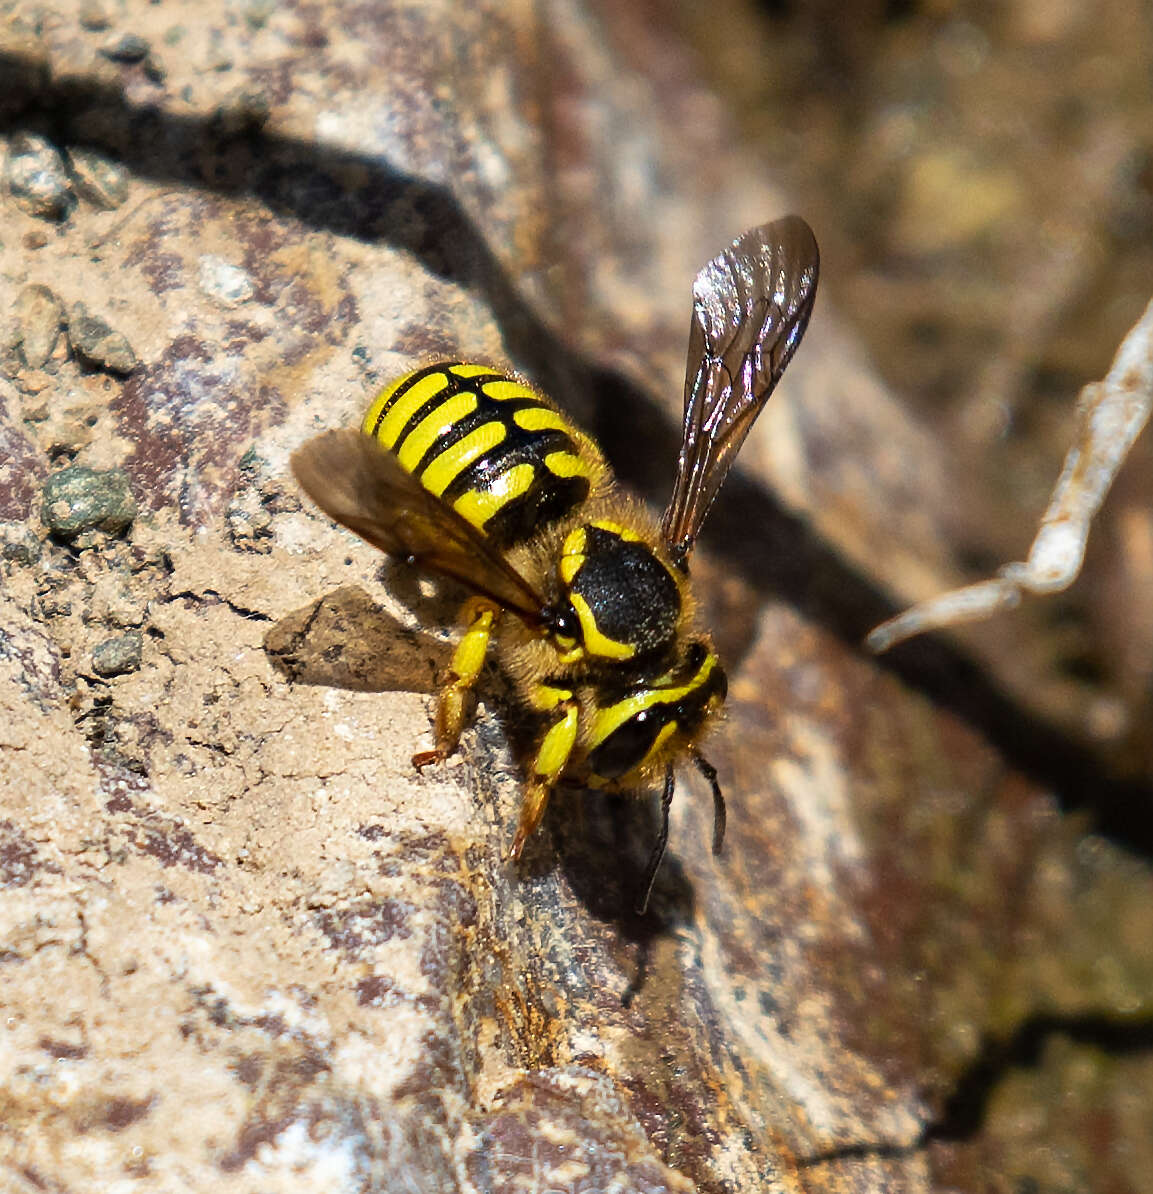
[362, 362, 605, 548]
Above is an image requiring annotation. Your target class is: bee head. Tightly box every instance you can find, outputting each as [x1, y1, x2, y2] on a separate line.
[584, 638, 728, 781]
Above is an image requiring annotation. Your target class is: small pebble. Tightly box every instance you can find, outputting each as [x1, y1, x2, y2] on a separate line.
[67, 148, 130, 210]
[198, 255, 255, 306]
[14, 284, 63, 369]
[5, 133, 76, 221]
[1, 529, 42, 566]
[100, 33, 150, 63]
[212, 85, 270, 136]
[19, 373, 53, 397]
[92, 631, 143, 676]
[35, 577, 72, 619]
[79, 1, 110, 30]
[66, 302, 138, 374]
[42, 466, 137, 541]
[227, 490, 274, 551]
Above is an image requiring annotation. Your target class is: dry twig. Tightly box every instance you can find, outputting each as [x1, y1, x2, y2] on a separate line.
[868, 297, 1153, 653]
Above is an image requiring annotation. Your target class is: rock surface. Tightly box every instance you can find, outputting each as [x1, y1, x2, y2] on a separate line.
[0, 2, 1149, 1193]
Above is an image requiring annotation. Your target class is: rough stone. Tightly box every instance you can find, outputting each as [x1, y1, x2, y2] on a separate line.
[92, 630, 144, 676]
[100, 32, 151, 62]
[0, 4, 1148, 1193]
[13, 283, 62, 369]
[65, 302, 138, 373]
[4, 132, 75, 220]
[41, 466, 136, 540]
[66, 147, 131, 210]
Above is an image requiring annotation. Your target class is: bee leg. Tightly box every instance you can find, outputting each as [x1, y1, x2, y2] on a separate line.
[636, 764, 676, 915]
[689, 747, 725, 854]
[413, 600, 497, 770]
[509, 783, 551, 862]
[509, 688, 579, 860]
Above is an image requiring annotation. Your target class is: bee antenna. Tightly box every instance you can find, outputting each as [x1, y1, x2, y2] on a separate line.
[690, 748, 725, 855]
[636, 764, 676, 915]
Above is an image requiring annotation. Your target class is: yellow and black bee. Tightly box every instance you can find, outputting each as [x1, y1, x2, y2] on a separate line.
[292, 216, 818, 911]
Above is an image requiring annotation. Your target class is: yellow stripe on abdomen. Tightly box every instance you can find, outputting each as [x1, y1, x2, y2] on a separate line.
[513, 405, 572, 434]
[421, 420, 507, 496]
[482, 378, 541, 403]
[359, 361, 609, 547]
[544, 451, 589, 479]
[452, 463, 535, 529]
[395, 390, 478, 471]
[363, 369, 451, 448]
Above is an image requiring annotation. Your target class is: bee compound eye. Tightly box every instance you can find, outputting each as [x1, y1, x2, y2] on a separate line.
[544, 603, 582, 647]
[587, 706, 670, 780]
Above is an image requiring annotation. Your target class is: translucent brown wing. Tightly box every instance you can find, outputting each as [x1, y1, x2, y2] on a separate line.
[291, 429, 547, 624]
[660, 215, 819, 565]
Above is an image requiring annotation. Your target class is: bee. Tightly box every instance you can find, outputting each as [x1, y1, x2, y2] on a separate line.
[292, 216, 818, 911]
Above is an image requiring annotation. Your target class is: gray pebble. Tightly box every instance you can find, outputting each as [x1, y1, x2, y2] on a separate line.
[42, 466, 137, 540]
[67, 148, 130, 210]
[92, 630, 143, 676]
[1, 529, 42, 565]
[79, 2, 110, 30]
[5, 134, 76, 221]
[101, 33, 150, 63]
[198, 255, 255, 306]
[14, 284, 63, 369]
[66, 302, 138, 374]
[212, 86, 270, 136]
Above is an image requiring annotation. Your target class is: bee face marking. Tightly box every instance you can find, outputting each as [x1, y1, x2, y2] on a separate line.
[585, 643, 727, 780]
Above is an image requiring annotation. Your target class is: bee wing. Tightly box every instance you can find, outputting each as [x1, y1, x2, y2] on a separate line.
[660, 216, 819, 563]
[292, 429, 547, 625]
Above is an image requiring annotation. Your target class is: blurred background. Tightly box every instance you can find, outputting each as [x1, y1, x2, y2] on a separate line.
[668, 0, 1153, 776]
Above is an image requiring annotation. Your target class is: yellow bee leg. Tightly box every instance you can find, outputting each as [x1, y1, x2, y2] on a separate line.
[413, 601, 497, 770]
[510, 688, 579, 860]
